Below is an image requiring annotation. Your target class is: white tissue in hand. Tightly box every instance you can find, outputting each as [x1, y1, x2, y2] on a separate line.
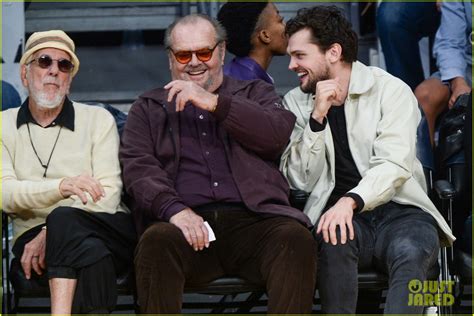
[204, 221, 216, 242]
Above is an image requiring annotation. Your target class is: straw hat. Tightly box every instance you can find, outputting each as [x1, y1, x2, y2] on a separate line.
[20, 30, 80, 77]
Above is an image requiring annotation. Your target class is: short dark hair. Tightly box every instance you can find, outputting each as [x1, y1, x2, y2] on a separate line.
[285, 5, 358, 63]
[217, 1, 268, 57]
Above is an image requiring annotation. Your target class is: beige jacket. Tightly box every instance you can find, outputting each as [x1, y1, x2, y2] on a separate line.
[1, 101, 128, 241]
[280, 61, 454, 246]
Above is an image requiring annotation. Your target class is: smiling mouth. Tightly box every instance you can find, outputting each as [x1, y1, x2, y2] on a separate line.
[187, 70, 206, 76]
[297, 71, 308, 81]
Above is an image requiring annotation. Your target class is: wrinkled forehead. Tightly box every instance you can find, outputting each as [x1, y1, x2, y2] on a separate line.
[170, 20, 217, 51]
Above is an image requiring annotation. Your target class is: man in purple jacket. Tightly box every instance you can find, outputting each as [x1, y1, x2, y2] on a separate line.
[119, 14, 317, 313]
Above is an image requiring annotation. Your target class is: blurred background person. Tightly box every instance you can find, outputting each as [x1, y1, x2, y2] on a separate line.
[415, 0, 472, 145]
[218, 1, 287, 84]
[377, 1, 441, 91]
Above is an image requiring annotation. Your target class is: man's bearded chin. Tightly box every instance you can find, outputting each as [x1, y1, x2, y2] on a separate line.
[27, 73, 68, 109]
[30, 90, 65, 109]
[300, 77, 317, 94]
[300, 68, 331, 95]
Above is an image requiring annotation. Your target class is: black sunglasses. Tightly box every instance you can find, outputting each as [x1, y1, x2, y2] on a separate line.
[28, 54, 74, 73]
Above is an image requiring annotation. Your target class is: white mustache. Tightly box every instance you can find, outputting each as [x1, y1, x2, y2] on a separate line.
[43, 77, 59, 85]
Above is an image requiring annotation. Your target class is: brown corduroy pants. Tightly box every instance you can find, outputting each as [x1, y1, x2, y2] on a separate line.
[134, 207, 317, 313]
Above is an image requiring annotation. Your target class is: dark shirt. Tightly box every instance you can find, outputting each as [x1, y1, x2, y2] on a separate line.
[309, 104, 364, 212]
[17, 97, 75, 131]
[224, 57, 274, 85]
[171, 102, 242, 214]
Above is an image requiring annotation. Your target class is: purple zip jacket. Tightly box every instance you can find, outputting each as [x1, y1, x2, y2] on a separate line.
[119, 76, 312, 236]
[224, 56, 274, 84]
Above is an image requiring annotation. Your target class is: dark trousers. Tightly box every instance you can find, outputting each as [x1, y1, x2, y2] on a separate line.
[13, 207, 136, 314]
[135, 205, 317, 313]
[317, 202, 440, 314]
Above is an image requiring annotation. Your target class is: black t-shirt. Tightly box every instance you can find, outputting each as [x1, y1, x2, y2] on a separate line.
[309, 104, 364, 212]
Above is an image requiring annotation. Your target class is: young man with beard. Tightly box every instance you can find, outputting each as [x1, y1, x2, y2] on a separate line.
[119, 13, 316, 314]
[279, 6, 454, 314]
[2, 30, 136, 314]
[218, 1, 287, 84]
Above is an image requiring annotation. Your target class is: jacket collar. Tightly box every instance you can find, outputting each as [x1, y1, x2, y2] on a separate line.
[347, 61, 375, 96]
[228, 57, 274, 84]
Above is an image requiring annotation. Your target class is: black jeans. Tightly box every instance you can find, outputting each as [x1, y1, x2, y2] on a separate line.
[317, 202, 440, 314]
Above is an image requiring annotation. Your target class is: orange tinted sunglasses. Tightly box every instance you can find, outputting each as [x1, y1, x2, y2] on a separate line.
[169, 42, 221, 64]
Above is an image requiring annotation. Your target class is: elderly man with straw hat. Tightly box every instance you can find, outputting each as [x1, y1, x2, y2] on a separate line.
[1, 30, 136, 314]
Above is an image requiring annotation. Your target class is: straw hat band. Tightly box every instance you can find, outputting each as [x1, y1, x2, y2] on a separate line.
[26, 36, 75, 53]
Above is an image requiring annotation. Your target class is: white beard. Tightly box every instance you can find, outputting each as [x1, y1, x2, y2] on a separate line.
[30, 90, 64, 109]
[27, 72, 67, 109]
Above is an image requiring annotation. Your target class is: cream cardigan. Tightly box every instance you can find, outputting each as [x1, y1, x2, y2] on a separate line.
[1, 101, 128, 241]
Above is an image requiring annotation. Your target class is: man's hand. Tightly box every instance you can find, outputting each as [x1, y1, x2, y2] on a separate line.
[311, 78, 344, 123]
[164, 80, 218, 112]
[449, 77, 471, 108]
[316, 196, 356, 245]
[21, 229, 46, 280]
[170, 208, 210, 251]
[59, 173, 105, 204]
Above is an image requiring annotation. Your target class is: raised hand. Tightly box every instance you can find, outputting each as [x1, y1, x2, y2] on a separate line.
[165, 80, 218, 113]
[311, 78, 344, 123]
